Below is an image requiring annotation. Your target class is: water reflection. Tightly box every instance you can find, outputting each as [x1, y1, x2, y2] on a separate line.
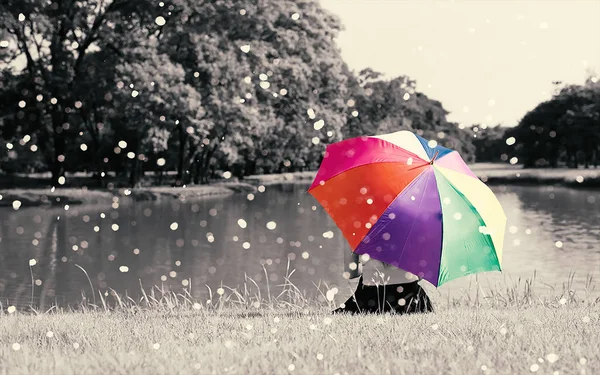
[515, 186, 600, 249]
[0, 184, 598, 309]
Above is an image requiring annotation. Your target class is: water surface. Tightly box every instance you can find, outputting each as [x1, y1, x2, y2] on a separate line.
[1, 184, 599, 309]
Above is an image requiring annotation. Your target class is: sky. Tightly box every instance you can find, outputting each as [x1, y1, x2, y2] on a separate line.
[319, 0, 600, 127]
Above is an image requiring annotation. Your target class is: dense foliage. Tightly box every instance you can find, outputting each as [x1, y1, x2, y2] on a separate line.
[474, 77, 600, 168]
[471, 124, 510, 163]
[1, 1, 597, 188]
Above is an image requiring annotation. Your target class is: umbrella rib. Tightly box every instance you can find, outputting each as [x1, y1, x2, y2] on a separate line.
[435, 168, 502, 284]
[355, 166, 430, 247]
[308, 161, 428, 192]
[309, 137, 431, 190]
[407, 164, 430, 171]
[436, 170, 475, 283]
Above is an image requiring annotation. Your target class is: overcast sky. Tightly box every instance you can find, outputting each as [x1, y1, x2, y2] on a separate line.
[319, 0, 600, 127]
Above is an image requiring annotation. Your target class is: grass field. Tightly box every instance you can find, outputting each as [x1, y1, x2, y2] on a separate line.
[1, 268, 598, 375]
[1, 306, 598, 375]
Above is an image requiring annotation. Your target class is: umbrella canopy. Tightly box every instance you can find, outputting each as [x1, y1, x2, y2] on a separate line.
[308, 130, 506, 287]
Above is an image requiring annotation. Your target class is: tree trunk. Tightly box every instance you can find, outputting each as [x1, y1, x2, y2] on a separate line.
[129, 157, 139, 188]
[129, 134, 142, 188]
[95, 169, 105, 188]
[50, 116, 66, 186]
[245, 159, 257, 176]
[198, 145, 217, 184]
[176, 124, 187, 184]
[194, 147, 209, 185]
[192, 157, 202, 185]
[91, 138, 105, 188]
[50, 162, 65, 187]
[550, 149, 558, 168]
[48, 6, 70, 187]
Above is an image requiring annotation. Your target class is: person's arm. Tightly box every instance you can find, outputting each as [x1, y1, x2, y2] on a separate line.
[344, 251, 362, 279]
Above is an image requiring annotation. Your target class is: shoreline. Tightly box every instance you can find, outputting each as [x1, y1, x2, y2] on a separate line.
[1, 164, 599, 208]
[469, 163, 600, 188]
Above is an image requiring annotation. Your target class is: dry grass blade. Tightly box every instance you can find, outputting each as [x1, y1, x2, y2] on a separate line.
[75, 264, 97, 306]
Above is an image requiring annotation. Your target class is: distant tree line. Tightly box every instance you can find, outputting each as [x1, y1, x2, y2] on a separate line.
[474, 76, 600, 168]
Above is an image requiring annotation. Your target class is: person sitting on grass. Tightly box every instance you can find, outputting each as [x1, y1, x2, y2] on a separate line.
[333, 253, 434, 315]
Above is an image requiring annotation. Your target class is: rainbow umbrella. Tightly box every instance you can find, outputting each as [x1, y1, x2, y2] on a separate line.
[308, 130, 506, 287]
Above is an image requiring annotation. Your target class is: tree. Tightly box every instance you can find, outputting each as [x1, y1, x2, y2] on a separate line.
[157, 0, 349, 180]
[109, 35, 205, 187]
[472, 125, 509, 163]
[0, 0, 159, 185]
[341, 69, 477, 162]
[509, 76, 600, 168]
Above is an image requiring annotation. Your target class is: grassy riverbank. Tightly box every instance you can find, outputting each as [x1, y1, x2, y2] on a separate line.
[0, 182, 260, 208]
[0, 185, 238, 208]
[1, 262, 599, 375]
[1, 163, 599, 208]
[470, 163, 600, 187]
[1, 275, 598, 375]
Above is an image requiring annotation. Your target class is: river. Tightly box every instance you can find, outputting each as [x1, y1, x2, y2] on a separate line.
[1, 184, 599, 309]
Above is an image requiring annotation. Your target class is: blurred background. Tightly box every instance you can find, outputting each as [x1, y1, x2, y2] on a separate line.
[0, 0, 599, 310]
